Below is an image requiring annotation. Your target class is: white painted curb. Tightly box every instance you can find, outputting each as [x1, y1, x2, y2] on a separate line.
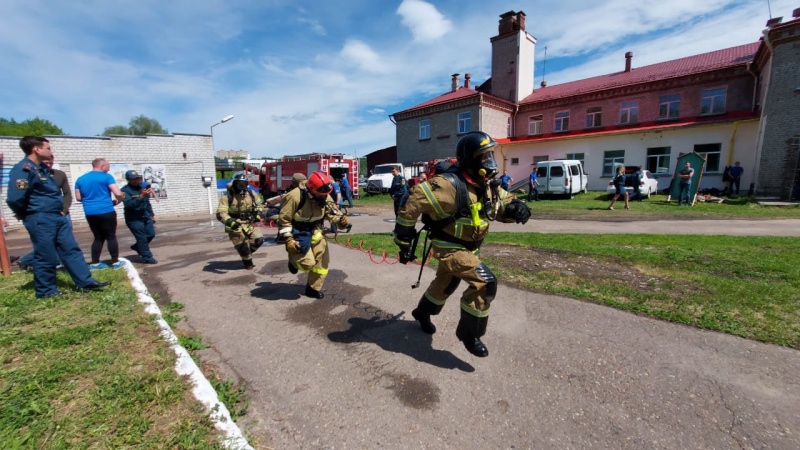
[119, 258, 253, 450]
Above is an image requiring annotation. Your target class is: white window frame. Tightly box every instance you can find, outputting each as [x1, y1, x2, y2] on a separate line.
[646, 147, 671, 175]
[619, 101, 639, 124]
[457, 112, 471, 134]
[694, 143, 722, 172]
[566, 152, 585, 169]
[658, 94, 680, 119]
[554, 111, 570, 132]
[419, 119, 430, 140]
[585, 106, 602, 128]
[700, 88, 727, 115]
[603, 150, 625, 176]
[528, 115, 543, 135]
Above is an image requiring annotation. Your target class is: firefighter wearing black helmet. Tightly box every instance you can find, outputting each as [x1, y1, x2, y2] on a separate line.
[279, 171, 350, 299]
[393, 131, 531, 357]
[216, 171, 265, 270]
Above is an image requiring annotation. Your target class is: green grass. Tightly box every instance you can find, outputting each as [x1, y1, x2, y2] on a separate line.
[0, 270, 224, 448]
[346, 232, 800, 348]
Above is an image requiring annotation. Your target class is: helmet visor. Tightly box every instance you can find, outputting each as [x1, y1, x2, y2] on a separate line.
[479, 151, 498, 178]
[233, 180, 249, 192]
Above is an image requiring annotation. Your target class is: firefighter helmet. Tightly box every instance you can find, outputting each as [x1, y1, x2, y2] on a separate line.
[231, 171, 249, 194]
[455, 131, 499, 180]
[307, 171, 333, 198]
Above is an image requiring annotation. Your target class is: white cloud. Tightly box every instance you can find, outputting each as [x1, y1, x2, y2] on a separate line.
[340, 40, 388, 73]
[397, 0, 452, 42]
[298, 17, 327, 36]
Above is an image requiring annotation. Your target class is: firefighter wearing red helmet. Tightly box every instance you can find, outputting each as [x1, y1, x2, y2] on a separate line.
[216, 171, 265, 270]
[278, 171, 350, 298]
[393, 131, 531, 357]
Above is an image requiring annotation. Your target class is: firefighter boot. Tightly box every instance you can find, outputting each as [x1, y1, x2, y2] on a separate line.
[455, 309, 489, 357]
[304, 285, 324, 299]
[411, 295, 442, 334]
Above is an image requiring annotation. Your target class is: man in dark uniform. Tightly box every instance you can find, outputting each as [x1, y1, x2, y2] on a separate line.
[121, 170, 157, 264]
[6, 136, 110, 297]
[389, 166, 408, 216]
[393, 131, 531, 357]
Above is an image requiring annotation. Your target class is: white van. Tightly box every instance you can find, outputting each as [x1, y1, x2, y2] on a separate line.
[535, 160, 588, 198]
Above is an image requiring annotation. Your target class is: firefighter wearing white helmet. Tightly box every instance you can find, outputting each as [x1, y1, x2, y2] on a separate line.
[278, 171, 350, 298]
[393, 131, 531, 357]
[216, 171, 264, 270]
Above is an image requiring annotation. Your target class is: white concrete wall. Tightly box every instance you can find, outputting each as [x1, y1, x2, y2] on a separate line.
[1, 133, 215, 231]
[500, 120, 760, 192]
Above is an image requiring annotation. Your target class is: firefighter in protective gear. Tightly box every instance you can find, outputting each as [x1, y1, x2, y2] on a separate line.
[216, 171, 265, 270]
[279, 171, 350, 299]
[394, 131, 531, 357]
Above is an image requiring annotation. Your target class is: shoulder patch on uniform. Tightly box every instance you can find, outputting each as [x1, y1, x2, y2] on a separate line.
[16, 179, 29, 190]
[22, 163, 32, 171]
[400, 179, 406, 185]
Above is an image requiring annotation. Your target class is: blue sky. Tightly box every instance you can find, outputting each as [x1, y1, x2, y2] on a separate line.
[0, 0, 793, 158]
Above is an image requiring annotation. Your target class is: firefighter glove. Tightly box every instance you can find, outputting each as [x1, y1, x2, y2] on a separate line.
[225, 217, 241, 232]
[241, 223, 254, 236]
[398, 246, 413, 265]
[285, 238, 302, 254]
[504, 199, 532, 224]
[337, 215, 349, 228]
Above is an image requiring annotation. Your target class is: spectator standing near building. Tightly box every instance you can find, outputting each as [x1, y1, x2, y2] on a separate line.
[75, 158, 126, 269]
[389, 166, 408, 216]
[608, 165, 631, 210]
[341, 175, 354, 208]
[17, 154, 70, 271]
[528, 166, 540, 201]
[628, 166, 644, 202]
[121, 170, 158, 264]
[677, 162, 695, 206]
[499, 170, 513, 191]
[6, 136, 110, 297]
[728, 161, 744, 196]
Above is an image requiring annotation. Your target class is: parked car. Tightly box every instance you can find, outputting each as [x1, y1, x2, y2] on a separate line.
[607, 168, 659, 199]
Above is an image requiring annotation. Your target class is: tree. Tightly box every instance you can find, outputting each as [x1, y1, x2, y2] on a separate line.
[102, 115, 168, 136]
[0, 117, 64, 136]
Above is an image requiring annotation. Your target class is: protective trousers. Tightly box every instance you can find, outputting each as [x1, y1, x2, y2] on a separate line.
[424, 247, 497, 317]
[228, 226, 264, 265]
[24, 213, 94, 297]
[289, 231, 329, 291]
[126, 218, 155, 260]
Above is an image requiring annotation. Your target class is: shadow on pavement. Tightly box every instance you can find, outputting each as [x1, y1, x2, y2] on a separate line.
[203, 260, 250, 274]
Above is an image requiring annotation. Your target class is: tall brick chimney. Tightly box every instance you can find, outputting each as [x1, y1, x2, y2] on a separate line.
[625, 51, 633, 72]
[464, 73, 471, 89]
[451, 73, 460, 92]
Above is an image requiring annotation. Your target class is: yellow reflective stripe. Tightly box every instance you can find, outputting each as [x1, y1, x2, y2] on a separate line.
[310, 267, 328, 275]
[420, 182, 446, 218]
[423, 292, 447, 305]
[311, 230, 322, 243]
[461, 303, 489, 318]
[454, 216, 488, 227]
[453, 222, 463, 240]
[396, 216, 416, 227]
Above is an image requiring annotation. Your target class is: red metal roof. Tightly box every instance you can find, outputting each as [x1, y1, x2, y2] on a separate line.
[520, 42, 760, 104]
[396, 86, 480, 114]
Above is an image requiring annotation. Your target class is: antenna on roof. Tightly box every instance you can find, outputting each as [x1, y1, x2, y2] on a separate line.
[766, 0, 772, 18]
[540, 46, 548, 88]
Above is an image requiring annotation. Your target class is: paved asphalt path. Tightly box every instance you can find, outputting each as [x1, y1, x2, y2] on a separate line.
[5, 212, 800, 449]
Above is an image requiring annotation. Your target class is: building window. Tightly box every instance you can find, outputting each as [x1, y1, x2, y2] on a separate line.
[646, 147, 671, 175]
[585, 106, 602, 128]
[511, 157, 519, 165]
[603, 150, 625, 176]
[554, 111, 570, 132]
[528, 115, 543, 135]
[619, 101, 639, 124]
[507, 117, 512, 136]
[694, 143, 721, 172]
[419, 119, 430, 140]
[566, 152, 585, 168]
[700, 88, 727, 115]
[658, 94, 680, 119]
[457, 112, 471, 134]
[533, 155, 549, 165]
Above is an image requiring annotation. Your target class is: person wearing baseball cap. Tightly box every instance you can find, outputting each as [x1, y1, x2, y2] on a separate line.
[120, 169, 157, 263]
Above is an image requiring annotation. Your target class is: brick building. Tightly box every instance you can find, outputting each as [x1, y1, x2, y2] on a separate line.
[1, 133, 217, 231]
[391, 9, 800, 198]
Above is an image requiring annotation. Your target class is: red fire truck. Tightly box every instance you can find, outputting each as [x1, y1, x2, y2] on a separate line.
[407, 157, 457, 188]
[248, 153, 359, 198]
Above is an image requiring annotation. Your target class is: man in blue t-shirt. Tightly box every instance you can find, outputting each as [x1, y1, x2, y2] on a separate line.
[728, 161, 744, 196]
[340, 175, 353, 207]
[528, 166, 540, 201]
[499, 170, 513, 191]
[75, 158, 126, 269]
